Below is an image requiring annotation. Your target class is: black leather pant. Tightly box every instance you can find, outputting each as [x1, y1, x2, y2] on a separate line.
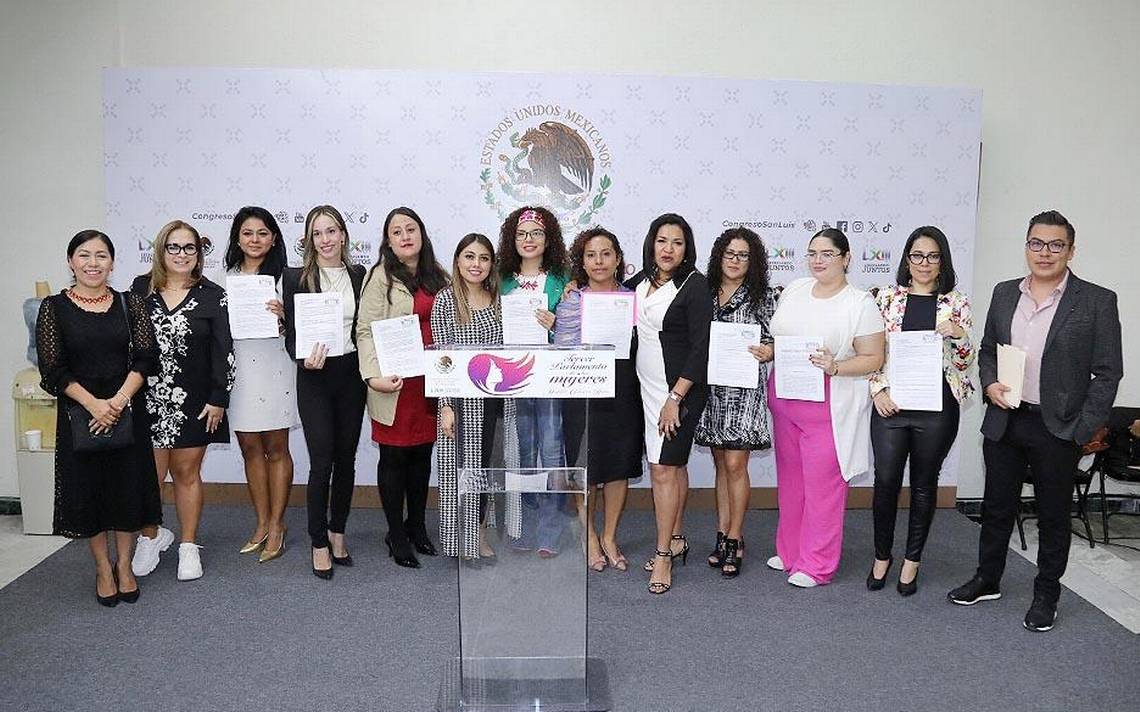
[871, 390, 959, 562]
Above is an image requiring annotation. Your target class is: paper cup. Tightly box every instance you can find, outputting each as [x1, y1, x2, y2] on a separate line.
[24, 430, 42, 451]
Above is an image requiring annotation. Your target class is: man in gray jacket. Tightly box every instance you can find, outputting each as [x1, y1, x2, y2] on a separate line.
[948, 210, 1123, 631]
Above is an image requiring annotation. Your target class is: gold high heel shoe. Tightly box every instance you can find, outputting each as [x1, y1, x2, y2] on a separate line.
[258, 528, 286, 563]
[239, 531, 269, 555]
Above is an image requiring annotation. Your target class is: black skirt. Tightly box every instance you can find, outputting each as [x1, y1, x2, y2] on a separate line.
[562, 356, 644, 484]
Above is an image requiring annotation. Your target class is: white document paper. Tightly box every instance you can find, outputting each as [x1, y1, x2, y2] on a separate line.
[887, 331, 944, 411]
[997, 343, 1027, 408]
[501, 292, 548, 345]
[708, 322, 763, 388]
[225, 275, 280, 340]
[371, 315, 426, 378]
[774, 335, 824, 401]
[293, 293, 345, 359]
[581, 292, 636, 359]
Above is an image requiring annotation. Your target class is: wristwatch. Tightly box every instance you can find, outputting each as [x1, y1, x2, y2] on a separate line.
[668, 390, 684, 403]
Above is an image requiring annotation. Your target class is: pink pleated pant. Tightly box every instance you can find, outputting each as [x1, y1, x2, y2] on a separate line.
[766, 371, 847, 584]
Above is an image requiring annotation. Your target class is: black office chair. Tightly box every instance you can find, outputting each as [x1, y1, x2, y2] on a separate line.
[1091, 406, 1140, 544]
[1014, 428, 1108, 551]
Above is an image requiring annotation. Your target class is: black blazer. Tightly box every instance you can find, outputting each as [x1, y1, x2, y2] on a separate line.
[281, 264, 366, 363]
[625, 269, 713, 389]
[979, 271, 1122, 445]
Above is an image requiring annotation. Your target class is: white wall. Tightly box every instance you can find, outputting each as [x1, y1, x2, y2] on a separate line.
[2, 0, 1137, 498]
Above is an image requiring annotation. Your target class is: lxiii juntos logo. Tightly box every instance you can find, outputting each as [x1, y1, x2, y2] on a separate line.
[479, 105, 613, 227]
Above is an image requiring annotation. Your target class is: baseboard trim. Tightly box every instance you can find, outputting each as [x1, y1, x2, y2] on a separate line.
[183, 484, 960, 510]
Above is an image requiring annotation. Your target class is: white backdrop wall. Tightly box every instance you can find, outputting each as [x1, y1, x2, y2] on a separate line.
[101, 68, 982, 486]
[2, 1, 1137, 497]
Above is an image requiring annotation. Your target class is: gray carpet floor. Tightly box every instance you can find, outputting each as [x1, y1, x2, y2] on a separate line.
[1, 506, 1137, 712]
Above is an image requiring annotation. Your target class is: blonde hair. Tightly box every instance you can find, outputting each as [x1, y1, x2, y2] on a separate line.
[300, 205, 353, 292]
[148, 220, 203, 293]
[451, 233, 498, 325]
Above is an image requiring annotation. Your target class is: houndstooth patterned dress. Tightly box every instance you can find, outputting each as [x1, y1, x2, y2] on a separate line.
[430, 288, 519, 559]
[695, 284, 778, 450]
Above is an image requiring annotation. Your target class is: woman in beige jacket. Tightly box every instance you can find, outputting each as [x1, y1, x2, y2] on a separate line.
[357, 207, 450, 569]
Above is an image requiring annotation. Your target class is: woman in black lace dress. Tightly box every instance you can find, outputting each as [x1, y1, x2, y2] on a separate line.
[36, 230, 162, 606]
[130, 220, 235, 583]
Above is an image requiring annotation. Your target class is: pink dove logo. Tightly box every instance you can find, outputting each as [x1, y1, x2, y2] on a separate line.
[468, 353, 535, 396]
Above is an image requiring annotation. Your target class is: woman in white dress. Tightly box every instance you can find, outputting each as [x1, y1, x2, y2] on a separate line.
[223, 207, 297, 563]
[627, 213, 713, 594]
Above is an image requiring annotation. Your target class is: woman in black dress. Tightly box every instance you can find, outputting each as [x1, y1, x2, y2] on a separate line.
[36, 230, 162, 606]
[130, 220, 234, 583]
[282, 205, 367, 580]
[554, 227, 643, 572]
[628, 213, 712, 594]
[695, 228, 778, 578]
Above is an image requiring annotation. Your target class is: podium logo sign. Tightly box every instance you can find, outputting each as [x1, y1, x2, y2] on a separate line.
[467, 353, 535, 396]
[426, 348, 616, 399]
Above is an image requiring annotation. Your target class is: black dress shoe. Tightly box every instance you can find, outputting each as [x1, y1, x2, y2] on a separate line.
[897, 569, 919, 597]
[385, 533, 421, 569]
[947, 575, 1001, 605]
[1023, 596, 1058, 632]
[866, 556, 893, 591]
[406, 524, 438, 557]
[117, 584, 140, 604]
[96, 575, 119, 608]
[312, 547, 334, 580]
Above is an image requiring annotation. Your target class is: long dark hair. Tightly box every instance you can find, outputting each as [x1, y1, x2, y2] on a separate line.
[568, 227, 626, 288]
[451, 233, 498, 325]
[896, 225, 957, 294]
[371, 207, 449, 303]
[642, 213, 697, 286]
[496, 205, 568, 279]
[224, 206, 287, 278]
[706, 227, 769, 312]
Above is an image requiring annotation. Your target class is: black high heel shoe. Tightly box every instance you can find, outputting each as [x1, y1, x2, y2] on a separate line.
[647, 550, 673, 595]
[643, 534, 689, 572]
[897, 566, 920, 597]
[721, 538, 742, 578]
[96, 574, 118, 608]
[312, 547, 334, 580]
[866, 556, 893, 591]
[406, 523, 438, 557]
[116, 570, 140, 604]
[707, 531, 727, 568]
[385, 533, 422, 569]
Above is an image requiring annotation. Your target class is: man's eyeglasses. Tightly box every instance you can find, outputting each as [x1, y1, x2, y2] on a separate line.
[723, 250, 750, 263]
[1026, 238, 1069, 254]
[164, 243, 199, 256]
[907, 252, 941, 265]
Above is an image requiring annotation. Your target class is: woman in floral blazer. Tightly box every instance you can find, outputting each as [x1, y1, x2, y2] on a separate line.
[866, 226, 974, 596]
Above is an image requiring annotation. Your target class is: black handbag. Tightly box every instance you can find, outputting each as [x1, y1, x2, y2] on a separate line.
[67, 296, 136, 453]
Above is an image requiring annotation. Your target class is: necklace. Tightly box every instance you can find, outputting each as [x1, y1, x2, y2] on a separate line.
[68, 288, 111, 305]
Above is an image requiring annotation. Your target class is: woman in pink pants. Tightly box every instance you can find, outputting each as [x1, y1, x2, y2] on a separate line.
[766, 228, 885, 587]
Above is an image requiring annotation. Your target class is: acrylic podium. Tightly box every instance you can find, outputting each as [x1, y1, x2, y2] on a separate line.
[426, 345, 614, 712]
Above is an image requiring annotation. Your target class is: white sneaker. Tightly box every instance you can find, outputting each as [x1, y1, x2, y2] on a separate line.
[766, 555, 785, 571]
[787, 571, 819, 588]
[131, 526, 174, 576]
[177, 542, 204, 581]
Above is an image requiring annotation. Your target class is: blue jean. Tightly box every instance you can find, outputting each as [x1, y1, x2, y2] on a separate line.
[513, 398, 568, 553]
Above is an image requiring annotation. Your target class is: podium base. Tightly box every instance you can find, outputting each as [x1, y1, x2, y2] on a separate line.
[436, 657, 610, 711]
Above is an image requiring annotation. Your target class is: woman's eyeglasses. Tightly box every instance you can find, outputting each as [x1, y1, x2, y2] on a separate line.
[164, 243, 200, 256]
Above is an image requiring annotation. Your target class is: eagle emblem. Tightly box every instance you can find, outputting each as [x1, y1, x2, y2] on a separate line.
[480, 118, 612, 227]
